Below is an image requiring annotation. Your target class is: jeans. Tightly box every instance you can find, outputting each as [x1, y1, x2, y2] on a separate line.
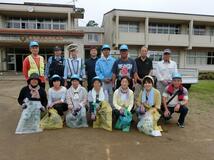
[165, 105, 189, 124]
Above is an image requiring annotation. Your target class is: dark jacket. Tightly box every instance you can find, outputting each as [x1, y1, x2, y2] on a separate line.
[18, 86, 48, 107]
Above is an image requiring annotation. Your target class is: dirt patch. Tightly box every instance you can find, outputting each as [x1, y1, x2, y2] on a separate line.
[0, 80, 213, 160]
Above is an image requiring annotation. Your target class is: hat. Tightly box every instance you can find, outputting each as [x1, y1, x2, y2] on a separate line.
[142, 75, 154, 85]
[70, 74, 81, 82]
[54, 46, 62, 52]
[27, 73, 41, 84]
[92, 76, 102, 85]
[163, 49, 172, 54]
[119, 44, 128, 51]
[67, 44, 78, 51]
[29, 41, 39, 48]
[172, 72, 182, 80]
[101, 44, 110, 51]
[51, 74, 61, 81]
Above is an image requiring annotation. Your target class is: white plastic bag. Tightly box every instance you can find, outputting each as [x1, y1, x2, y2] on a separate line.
[15, 101, 43, 134]
[66, 107, 88, 128]
[137, 111, 162, 137]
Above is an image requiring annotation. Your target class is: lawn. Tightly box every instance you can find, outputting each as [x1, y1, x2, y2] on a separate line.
[189, 80, 214, 112]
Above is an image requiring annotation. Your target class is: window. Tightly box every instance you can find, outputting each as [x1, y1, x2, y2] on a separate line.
[207, 52, 214, 65]
[194, 26, 206, 35]
[128, 48, 138, 59]
[119, 21, 139, 32]
[149, 23, 181, 34]
[13, 21, 21, 29]
[148, 24, 157, 33]
[88, 34, 100, 42]
[5, 17, 66, 30]
[60, 23, 66, 30]
[186, 51, 214, 65]
[148, 50, 179, 64]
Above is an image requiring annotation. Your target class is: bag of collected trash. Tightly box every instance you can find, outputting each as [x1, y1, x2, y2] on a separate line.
[93, 101, 112, 131]
[66, 107, 88, 128]
[115, 109, 132, 132]
[40, 108, 63, 129]
[15, 101, 43, 134]
[137, 108, 162, 136]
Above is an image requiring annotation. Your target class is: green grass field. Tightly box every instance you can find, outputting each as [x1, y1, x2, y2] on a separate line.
[189, 80, 214, 112]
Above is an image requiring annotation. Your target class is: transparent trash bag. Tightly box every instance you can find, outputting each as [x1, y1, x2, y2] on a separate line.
[66, 107, 88, 128]
[40, 108, 63, 129]
[137, 109, 162, 137]
[15, 101, 43, 134]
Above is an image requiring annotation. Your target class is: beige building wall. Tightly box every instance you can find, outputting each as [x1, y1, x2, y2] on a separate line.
[103, 9, 214, 72]
[0, 2, 86, 72]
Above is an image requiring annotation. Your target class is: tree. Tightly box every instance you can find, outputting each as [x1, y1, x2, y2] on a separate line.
[86, 20, 98, 27]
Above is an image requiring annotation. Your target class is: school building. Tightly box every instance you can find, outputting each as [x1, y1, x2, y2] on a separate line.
[102, 9, 214, 72]
[0, 2, 104, 72]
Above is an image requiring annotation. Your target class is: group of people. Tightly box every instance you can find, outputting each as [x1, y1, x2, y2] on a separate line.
[17, 40, 189, 135]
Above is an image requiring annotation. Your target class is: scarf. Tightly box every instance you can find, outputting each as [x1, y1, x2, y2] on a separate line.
[142, 87, 155, 107]
[71, 85, 81, 100]
[28, 85, 40, 99]
[167, 84, 184, 101]
[91, 87, 105, 103]
[118, 87, 130, 102]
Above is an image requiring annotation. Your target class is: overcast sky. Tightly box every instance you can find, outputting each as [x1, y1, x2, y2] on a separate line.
[0, 0, 214, 26]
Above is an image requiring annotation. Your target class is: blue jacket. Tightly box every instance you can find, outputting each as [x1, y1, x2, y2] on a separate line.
[95, 56, 116, 80]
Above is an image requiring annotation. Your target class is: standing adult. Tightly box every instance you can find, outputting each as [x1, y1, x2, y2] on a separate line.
[135, 46, 153, 100]
[64, 44, 86, 88]
[45, 46, 65, 87]
[95, 44, 116, 105]
[85, 46, 99, 91]
[23, 41, 45, 89]
[156, 49, 178, 95]
[112, 44, 138, 90]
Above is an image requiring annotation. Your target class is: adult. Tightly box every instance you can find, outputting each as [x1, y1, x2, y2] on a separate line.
[65, 74, 88, 128]
[156, 48, 178, 95]
[136, 76, 161, 115]
[95, 44, 116, 105]
[162, 73, 189, 128]
[135, 46, 153, 101]
[18, 73, 47, 111]
[85, 46, 99, 91]
[23, 41, 45, 89]
[113, 76, 134, 132]
[88, 76, 112, 131]
[112, 44, 137, 90]
[45, 46, 65, 87]
[113, 76, 134, 118]
[16, 73, 47, 134]
[47, 74, 68, 116]
[64, 44, 86, 88]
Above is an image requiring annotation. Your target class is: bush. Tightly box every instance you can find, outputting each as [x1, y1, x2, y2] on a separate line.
[199, 72, 214, 80]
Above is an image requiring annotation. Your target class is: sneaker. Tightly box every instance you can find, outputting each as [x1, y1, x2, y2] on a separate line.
[177, 122, 185, 128]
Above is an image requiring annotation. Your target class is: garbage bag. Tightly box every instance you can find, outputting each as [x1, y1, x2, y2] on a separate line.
[137, 108, 162, 136]
[93, 101, 112, 131]
[40, 108, 63, 129]
[15, 101, 43, 134]
[115, 109, 132, 132]
[66, 107, 88, 128]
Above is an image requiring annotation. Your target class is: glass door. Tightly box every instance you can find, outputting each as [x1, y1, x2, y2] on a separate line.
[7, 53, 16, 71]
